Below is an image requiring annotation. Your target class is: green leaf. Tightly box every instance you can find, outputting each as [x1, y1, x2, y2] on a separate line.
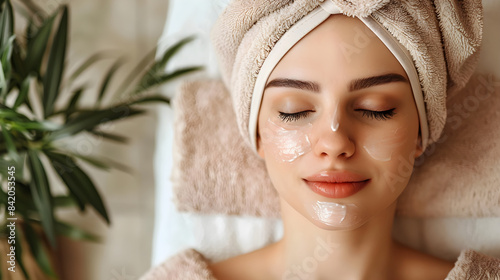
[96, 58, 124, 107]
[13, 75, 31, 109]
[48, 106, 144, 140]
[156, 36, 195, 72]
[127, 94, 170, 106]
[132, 37, 200, 95]
[68, 52, 110, 83]
[74, 152, 131, 172]
[0, 57, 6, 97]
[25, 13, 56, 74]
[0, 106, 31, 120]
[26, 149, 56, 247]
[67, 152, 111, 170]
[0, 35, 15, 98]
[0, 0, 14, 47]
[50, 165, 86, 211]
[23, 222, 56, 276]
[1, 123, 20, 163]
[11, 120, 61, 131]
[113, 48, 156, 98]
[53, 195, 81, 209]
[1, 107, 60, 137]
[64, 85, 85, 119]
[46, 151, 110, 224]
[14, 228, 31, 279]
[42, 6, 68, 117]
[26, 16, 35, 43]
[89, 129, 128, 143]
[135, 66, 202, 93]
[0, 34, 14, 65]
[5, 181, 37, 214]
[46, 152, 91, 210]
[0, 183, 7, 204]
[55, 221, 100, 242]
[11, 39, 27, 84]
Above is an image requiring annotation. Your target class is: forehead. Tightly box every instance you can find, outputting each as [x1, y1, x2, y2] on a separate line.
[269, 15, 407, 85]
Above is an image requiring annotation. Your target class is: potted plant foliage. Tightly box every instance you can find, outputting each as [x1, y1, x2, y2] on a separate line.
[0, 0, 201, 278]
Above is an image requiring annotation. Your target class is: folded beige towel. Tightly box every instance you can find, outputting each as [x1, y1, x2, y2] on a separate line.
[172, 77, 500, 218]
[211, 0, 482, 150]
[140, 248, 500, 279]
[140, 249, 216, 280]
[172, 81, 280, 217]
[397, 73, 500, 217]
[446, 249, 500, 280]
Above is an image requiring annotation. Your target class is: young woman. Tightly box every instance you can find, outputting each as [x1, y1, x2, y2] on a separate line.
[208, 15, 453, 280]
[141, 1, 500, 279]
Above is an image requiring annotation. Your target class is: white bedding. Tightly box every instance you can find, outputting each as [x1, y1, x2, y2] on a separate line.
[151, 0, 500, 266]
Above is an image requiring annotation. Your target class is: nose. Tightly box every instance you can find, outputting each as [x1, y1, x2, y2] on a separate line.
[311, 115, 355, 159]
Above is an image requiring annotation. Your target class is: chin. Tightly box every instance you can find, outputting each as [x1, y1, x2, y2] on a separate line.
[292, 200, 371, 231]
[313, 219, 367, 231]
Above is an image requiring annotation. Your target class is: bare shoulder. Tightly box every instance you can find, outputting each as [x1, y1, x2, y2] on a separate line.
[208, 254, 252, 280]
[394, 242, 455, 280]
[208, 244, 277, 280]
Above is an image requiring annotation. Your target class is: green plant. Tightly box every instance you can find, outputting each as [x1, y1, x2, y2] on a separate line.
[0, 0, 201, 278]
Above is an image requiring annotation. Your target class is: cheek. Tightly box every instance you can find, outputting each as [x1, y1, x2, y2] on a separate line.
[260, 119, 313, 163]
[362, 127, 408, 162]
[361, 125, 418, 193]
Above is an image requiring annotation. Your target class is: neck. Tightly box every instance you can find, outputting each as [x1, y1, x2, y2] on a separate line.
[272, 199, 398, 280]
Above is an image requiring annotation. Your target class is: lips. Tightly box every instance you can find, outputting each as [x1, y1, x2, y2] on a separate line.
[303, 171, 370, 199]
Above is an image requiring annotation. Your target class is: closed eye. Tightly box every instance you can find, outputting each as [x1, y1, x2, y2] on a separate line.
[357, 108, 396, 120]
[278, 111, 313, 122]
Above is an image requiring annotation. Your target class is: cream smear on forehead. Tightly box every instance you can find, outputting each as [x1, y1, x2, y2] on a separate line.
[260, 119, 312, 163]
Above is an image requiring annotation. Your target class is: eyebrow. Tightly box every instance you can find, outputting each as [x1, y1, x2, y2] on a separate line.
[265, 78, 320, 92]
[264, 73, 408, 93]
[349, 73, 408, 92]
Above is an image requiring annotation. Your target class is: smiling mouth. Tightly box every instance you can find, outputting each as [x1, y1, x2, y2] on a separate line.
[303, 179, 370, 198]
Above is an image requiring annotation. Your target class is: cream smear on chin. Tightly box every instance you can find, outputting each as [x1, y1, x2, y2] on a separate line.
[261, 119, 312, 163]
[305, 201, 364, 229]
[312, 201, 347, 224]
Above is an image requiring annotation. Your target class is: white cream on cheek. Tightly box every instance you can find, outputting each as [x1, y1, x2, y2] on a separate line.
[362, 128, 406, 162]
[261, 117, 369, 229]
[260, 118, 312, 163]
[260, 102, 341, 163]
[362, 128, 411, 193]
[262, 113, 408, 228]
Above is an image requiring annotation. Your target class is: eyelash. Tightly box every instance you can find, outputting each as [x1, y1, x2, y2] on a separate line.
[357, 108, 396, 120]
[278, 111, 312, 122]
[278, 108, 396, 122]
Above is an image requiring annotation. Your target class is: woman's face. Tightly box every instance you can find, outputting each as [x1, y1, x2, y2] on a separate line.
[257, 15, 422, 230]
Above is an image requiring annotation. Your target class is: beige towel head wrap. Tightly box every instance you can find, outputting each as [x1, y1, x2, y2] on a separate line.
[211, 0, 482, 151]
